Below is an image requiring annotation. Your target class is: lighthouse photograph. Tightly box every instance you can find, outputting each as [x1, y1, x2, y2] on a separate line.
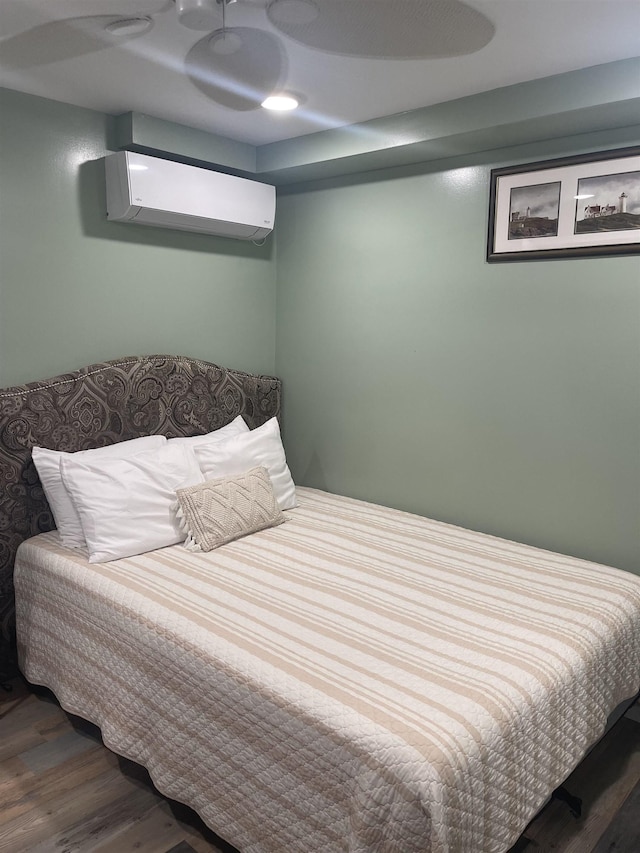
[508, 181, 560, 239]
[574, 169, 640, 233]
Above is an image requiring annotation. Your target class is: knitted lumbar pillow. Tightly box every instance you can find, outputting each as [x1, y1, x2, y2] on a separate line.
[174, 465, 285, 552]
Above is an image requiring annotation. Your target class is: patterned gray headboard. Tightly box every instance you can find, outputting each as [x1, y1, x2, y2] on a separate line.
[0, 355, 281, 679]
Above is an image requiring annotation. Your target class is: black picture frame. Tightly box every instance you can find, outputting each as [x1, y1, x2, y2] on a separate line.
[487, 146, 640, 262]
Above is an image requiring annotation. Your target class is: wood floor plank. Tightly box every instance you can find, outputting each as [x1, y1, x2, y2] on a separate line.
[1, 691, 62, 727]
[0, 753, 32, 794]
[0, 694, 64, 761]
[590, 777, 640, 853]
[0, 763, 156, 852]
[0, 756, 37, 826]
[14, 738, 114, 807]
[25, 788, 165, 853]
[0, 725, 47, 763]
[37, 714, 73, 741]
[89, 802, 190, 853]
[20, 727, 98, 773]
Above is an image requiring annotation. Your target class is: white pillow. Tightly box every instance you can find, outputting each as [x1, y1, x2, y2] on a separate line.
[168, 415, 249, 448]
[194, 417, 297, 511]
[32, 435, 167, 549]
[60, 443, 204, 563]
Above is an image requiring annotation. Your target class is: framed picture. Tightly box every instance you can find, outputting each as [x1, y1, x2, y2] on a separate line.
[487, 146, 640, 262]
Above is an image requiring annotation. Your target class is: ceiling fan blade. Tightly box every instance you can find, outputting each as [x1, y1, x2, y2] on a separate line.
[0, 15, 154, 70]
[266, 0, 495, 59]
[185, 28, 286, 112]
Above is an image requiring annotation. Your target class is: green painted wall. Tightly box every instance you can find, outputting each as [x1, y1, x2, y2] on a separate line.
[275, 128, 640, 574]
[0, 88, 276, 387]
[1, 87, 638, 575]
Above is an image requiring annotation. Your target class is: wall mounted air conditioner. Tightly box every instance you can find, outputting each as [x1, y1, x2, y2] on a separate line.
[105, 151, 275, 240]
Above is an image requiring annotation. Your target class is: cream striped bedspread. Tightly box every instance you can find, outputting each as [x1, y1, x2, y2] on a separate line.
[15, 488, 640, 853]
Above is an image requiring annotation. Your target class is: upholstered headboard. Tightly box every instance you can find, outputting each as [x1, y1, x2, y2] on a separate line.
[0, 355, 281, 677]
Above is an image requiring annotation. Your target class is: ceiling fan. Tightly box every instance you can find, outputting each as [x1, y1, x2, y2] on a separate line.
[176, 0, 496, 60]
[179, 0, 496, 111]
[1, 0, 495, 113]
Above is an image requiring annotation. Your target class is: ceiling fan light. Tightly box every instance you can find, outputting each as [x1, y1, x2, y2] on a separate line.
[209, 29, 243, 55]
[105, 17, 154, 37]
[267, 0, 319, 26]
[261, 93, 299, 111]
[176, 0, 219, 31]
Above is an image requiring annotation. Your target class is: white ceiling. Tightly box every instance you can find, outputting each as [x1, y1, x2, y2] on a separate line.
[1, 0, 639, 147]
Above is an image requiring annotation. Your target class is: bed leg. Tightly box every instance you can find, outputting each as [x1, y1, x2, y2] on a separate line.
[551, 786, 582, 818]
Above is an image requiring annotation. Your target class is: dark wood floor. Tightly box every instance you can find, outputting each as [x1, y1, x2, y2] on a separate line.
[1, 678, 639, 853]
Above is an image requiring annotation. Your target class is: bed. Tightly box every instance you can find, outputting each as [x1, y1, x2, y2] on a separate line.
[3, 355, 640, 853]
